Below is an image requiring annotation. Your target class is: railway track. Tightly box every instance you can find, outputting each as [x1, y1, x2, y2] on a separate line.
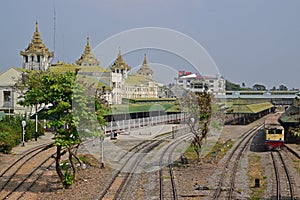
[212, 124, 263, 199]
[159, 133, 192, 200]
[97, 138, 166, 200]
[0, 139, 93, 200]
[270, 150, 294, 200]
[0, 142, 55, 200]
[97, 126, 189, 200]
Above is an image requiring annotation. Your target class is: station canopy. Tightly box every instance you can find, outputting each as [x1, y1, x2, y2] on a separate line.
[227, 102, 274, 114]
[280, 105, 300, 124]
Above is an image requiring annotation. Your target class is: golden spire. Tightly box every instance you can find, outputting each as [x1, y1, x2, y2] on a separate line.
[84, 36, 91, 53]
[116, 47, 124, 63]
[118, 46, 121, 56]
[87, 36, 90, 47]
[137, 53, 153, 77]
[35, 21, 39, 32]
[143, 53, 147, 65]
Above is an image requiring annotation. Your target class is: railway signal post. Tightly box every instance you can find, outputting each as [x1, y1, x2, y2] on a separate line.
[100, 135, 104, 168]
[21, 120, 26, 146]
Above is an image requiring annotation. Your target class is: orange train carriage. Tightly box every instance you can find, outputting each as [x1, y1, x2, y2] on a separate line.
[265, 113, 284, 150]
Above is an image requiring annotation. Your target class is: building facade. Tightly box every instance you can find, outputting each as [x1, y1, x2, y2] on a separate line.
[0, 68, 30, 114]
[174, 70, 225, 94]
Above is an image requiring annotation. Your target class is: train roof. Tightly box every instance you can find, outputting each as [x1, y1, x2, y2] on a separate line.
[265, 113, 284, 129]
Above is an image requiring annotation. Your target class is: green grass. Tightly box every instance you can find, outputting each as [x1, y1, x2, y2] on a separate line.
[184, 145, 198, 160]
[204, 140, 233, 162]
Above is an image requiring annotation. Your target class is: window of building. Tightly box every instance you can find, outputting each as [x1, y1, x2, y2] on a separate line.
[3, 91, 11, 102]
[37, 55, 40, 62]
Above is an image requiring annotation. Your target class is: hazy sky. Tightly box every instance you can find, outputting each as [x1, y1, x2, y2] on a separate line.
[0, 0, 299, 89]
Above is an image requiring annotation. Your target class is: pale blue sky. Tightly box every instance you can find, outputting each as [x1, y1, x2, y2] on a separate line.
[0, 0, 299, 89]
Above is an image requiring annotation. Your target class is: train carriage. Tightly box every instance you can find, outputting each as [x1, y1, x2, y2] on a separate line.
[265, 113, 284, 150]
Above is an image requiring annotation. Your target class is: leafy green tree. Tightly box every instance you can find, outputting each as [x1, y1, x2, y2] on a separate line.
[279, 84, 288, 91]
[225, 80, 241, 91]
[15, 70, 44, 140]
[271, 86, 277, 91]
[252, 84, 266, 91]
[16, 70, 106, 188]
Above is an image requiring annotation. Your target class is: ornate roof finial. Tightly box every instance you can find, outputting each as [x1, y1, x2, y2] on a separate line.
[87, 36, 90, 46]
[35, 21, 39, 32]
[143, 53, 147, 65]
[118, 46, 122, 56]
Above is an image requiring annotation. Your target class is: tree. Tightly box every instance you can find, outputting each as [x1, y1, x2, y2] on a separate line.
[279, 84, 288, 91]
[181, 90, 213, 161]
[271, 86, 277, 91]
[252, 84, 266, 91]
[225, 80, 241, 91]
[16, 70, 106, 188]
[15, 70, 44, 140]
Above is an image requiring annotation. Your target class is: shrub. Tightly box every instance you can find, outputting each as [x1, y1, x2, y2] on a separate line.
[63, 171, 74, 187]
[0, 114, 44, 153]
[0, 131, 21, 153]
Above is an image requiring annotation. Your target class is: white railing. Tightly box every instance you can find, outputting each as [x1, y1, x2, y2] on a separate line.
[104, 113, 187, 134]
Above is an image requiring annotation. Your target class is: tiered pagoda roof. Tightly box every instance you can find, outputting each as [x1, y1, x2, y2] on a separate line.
[109, 48, 131, 71]
[76, 37, 100, 66]
[137, 54, 153, 77]
[20, 21, 53, 57]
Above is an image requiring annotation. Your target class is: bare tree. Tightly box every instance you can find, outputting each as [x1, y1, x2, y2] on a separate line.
[181, 90, 212, 161]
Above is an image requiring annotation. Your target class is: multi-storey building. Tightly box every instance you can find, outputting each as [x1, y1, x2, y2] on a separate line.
[174, 70, 225, 94]
[0, 22, 165, 116]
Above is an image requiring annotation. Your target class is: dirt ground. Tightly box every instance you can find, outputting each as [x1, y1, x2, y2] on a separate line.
[0, 119, 267, 200]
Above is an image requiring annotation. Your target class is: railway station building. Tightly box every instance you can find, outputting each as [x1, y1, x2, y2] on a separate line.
[280, 96, 300, 142]
[226, 99, 274, 125]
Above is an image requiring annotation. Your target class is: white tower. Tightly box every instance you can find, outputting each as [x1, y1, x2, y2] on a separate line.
[20, 21, 54, 71]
